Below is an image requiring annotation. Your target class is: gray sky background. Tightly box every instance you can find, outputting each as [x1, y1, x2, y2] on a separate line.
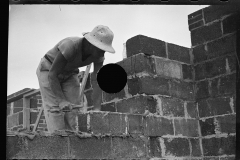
[8, 5, 208, 96]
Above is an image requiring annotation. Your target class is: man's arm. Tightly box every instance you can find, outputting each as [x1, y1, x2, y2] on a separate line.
[48, 52, 68, 105]
[91, 60, 104, 110]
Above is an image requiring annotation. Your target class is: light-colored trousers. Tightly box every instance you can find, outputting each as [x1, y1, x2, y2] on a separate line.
[36, 58, 82, 133]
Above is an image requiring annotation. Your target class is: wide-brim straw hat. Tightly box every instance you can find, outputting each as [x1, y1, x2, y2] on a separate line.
[82, 25, 115, 53]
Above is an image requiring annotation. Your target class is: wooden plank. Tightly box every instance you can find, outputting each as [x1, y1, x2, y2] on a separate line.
[7, 89, 35, 104]
[23, 97, 30, 130]
[79, 64, 92, 101]
[32, 106, 44, 132]
[23, 89, 40, 98]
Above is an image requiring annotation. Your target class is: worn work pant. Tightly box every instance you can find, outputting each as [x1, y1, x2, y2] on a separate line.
[36, 58, 82, 133]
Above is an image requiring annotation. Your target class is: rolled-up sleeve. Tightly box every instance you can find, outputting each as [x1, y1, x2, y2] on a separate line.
[58, 39, 75, 62]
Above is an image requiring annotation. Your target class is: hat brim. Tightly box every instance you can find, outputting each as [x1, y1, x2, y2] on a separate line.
[82, 32, 115, 54]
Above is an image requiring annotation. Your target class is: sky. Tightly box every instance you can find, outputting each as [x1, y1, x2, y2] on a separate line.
[8, 4, 208, 96]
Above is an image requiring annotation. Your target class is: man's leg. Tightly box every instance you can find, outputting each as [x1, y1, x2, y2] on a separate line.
[36, 59, 66, 133]
[61, 74, 82, 131]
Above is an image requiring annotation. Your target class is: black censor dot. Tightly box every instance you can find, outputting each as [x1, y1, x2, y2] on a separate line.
[97, 63, 127, 94]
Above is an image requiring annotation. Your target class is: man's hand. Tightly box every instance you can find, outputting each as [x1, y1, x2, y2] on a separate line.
[59, 101, 73, 111]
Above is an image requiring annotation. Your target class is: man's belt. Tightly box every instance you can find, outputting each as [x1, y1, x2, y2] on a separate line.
[44, 54, 52, 64]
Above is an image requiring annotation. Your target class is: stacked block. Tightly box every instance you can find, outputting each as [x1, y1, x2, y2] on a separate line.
[7, 5, 237, 160]
[189, 5, 237, 160]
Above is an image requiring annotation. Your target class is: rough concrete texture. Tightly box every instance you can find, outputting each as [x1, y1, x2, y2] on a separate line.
[7, 136, 69, 159]
[7, 5, 237, 160]
[154, 58, 182, 79]
[126, 35, 166, 58]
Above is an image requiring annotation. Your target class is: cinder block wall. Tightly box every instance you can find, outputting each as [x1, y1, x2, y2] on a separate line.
[7, 88, 47, 132]
[188, 5, 238, 159]
[7, 5, 237, 160]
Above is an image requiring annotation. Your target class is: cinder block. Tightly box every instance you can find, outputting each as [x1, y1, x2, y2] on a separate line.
[194, 57, 226, 80]
[209, 77, 220, 97]
[154, 58, 182, 79]
[144, 116, 174, 136]
[198, 97, 232, 118]
[7, 136, 69, 159]
[116, 53, 156, 76]
[191, 21, 222, 46]
[186, 102, 199, 118]
[222, 14, 239, 34]
[203, 5, 239, 23]
[30, 98, 38, 108]
[194, 63, 206, 81]
[102, 89, 126, 103]
[128, 76, 170, 96]
[218, 73, 236, 96]
[208, 97, 232, 116]
[89, 112, 128, 135]
[207, 34, 236, 59]
[199, 118, 215, 136]
[195, 80, 210, 100]
[89, 112, 109, 134]
[205, 57, 226, 78]
[70, 136, 111, 159]
[189, 20, 204, 31]
[174, 119, 199, 137]
[111, 136, 147, 158]
[189, 138, 202, 157]
[210, 73, 236, 97]
[7, 113, 19, 128]
[101, 102, 116, 112]
[149, 137, 162, 158]
[182, 64, 194, 81]
[84, 89, 93, 106]
[169, 79, 195, 101]
[108, 113, 127, 135]
[215, 114, 236, 134]
[167, 43, 190, 64]
[30, 112, 39, 124]
[13, 107, 23, 113]
[126, 35, 166, 58]
[13, 99, 23, 108]
[188, 13, 203, 25]
[192, 44, 208, 63]
[227, 55, 236, 72]
[188, 9, 203, 20]
[202, 135, 236, 156]
[161, 97, 184, 117]
[116, 95, 157, 114]
[198, 99, 211, 118]
[128, 114, 144, 134]
[78, 113, 88, 132]
[161, 137, 190, 157]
